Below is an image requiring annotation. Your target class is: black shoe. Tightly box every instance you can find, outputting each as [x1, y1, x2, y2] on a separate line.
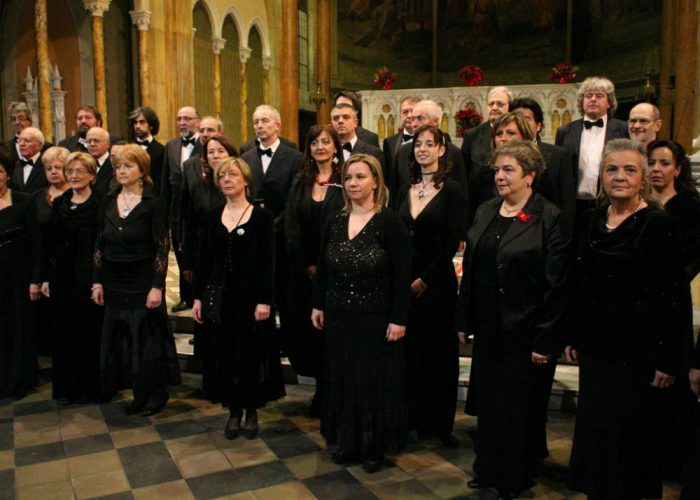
[331, 449, 358, 464]
[171, 300, 191, 313]
[225, 412, 242, 440]
[242, 410, 258, 440]
[467, 478, 493, 489]
[362, 458, 382, 473]
[124, 401, 147, 415]
[439, 433, 460, 448]
[142, 396, 169, 417]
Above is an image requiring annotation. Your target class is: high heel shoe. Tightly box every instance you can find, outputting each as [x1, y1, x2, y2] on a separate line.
[225, 411, 242, 440]
[242, 409, 258, 439]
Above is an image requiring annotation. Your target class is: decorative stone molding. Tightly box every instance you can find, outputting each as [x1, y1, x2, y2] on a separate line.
[83, 0, 111, 17]
[129, 9, 151, 31]
[239, 46, 252, 64]
[212, 36, 226, 55]
[262, 56, 272, 71]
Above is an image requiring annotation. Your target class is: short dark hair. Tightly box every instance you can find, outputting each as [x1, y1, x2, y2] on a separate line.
[201, 135, 239, 184]
[76, 104, 102, 125]
[647, 139, 699, 196]
[510, 97, 544, 126]
[129, 107, 160, 136]
[0, 153, 13, 178]
[333, 90, 362, 111]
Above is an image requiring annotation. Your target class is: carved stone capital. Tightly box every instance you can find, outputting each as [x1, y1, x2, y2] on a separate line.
[239, 47, 252, 64]
[262, 56, 272, 71]
[83, 0, 111, 17]
[129, 9, 151, 31]
[212, 37, 226, 55]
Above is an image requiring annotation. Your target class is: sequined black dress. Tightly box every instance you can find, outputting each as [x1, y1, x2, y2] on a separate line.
[312, 210, 411, 458]
[193, 205, 285, 410]
[0, 191, 37, 398]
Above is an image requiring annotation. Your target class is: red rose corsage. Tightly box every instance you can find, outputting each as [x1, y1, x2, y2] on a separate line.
[515, 210, 531, 223]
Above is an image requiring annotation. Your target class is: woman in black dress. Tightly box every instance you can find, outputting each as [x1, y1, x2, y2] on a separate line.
[192, 157, 284, 440]
[0, 154, 36, 399]
[395, 125, 466, 446]
[92, 144, 180, 416]
[182, 135, 237, 401]
[311, 153, 411, 473]
[286, 124, 344, 417]
[566, 139, 690, 499]
[39, 152, 103, 403]
[457, 141, 568, 499]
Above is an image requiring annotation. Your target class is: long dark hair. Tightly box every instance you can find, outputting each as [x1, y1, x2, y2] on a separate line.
[201, 136, 239, 183]
[408, 124, 451, 188]
[647, 139, 698, 196]
[298, 124, 344, 185]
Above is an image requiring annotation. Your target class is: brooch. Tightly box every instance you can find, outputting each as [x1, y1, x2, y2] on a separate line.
[515, 210, 531, 223]
[236, 228, 245, 236]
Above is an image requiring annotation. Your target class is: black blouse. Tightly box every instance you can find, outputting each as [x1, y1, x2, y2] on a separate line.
[664, 191, 700, 282]
[93, 187, 169, 289]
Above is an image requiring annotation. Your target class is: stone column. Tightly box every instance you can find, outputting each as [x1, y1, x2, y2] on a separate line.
[316, 0, 331, 123]
[263, 56, 272, 104]
[83, 0, 111, 128]
[240, 47, 252, 143]
[129, 9, 152, 106]
[674, 0, 697, 149]
[212, 37, 226, 119]
[281, 0, 299, 143]
[34, 0, 53, 142]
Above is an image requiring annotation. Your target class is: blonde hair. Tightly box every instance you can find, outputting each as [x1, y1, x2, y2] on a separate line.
[42, 146, 70, 166]
[65, 151, 97, 177]
[112, 143, 153, 187]
[341, 153, 388, 212]
[216, 157, 253, 198]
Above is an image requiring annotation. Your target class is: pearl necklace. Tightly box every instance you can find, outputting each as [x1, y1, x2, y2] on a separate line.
[605, 200, 644, 231]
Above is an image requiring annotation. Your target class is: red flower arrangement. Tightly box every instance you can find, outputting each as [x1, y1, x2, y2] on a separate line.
[459, 64, 483, 86]
[454, 108, 483, 136]
[549, 62, 578, 84]
[515, 210, 531, 223]
[373, 67, 396, 90]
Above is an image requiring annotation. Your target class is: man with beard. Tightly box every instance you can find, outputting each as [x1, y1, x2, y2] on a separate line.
[129, 107, 165, 194]
[58, 105, 121, 152]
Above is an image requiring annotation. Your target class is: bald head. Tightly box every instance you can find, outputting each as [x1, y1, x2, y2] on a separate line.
[629, 103, 661, 145]
[176, 106, 200, 137]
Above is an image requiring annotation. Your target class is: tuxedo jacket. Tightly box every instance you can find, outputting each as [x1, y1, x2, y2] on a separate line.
[461, 121, 494, 214]
[241, 143, 303, 220]
[58, 133, 122, 152]
[5, 137, 52, 165]
[161, 138, 202, 224]
[383, 131, 410, 190]
[554, 117, 629, 181]
[144, 140, 166, 195]
[456, 193, 568, 355]
[390, 141, 470, 220]
[536, 142, 576, 239]
[349, 139, 386, 183]
[240, 137, 298, 155]
[94, 157, 117, 197]
[356, 126, 379, 148]
[10, 156, 48, 194]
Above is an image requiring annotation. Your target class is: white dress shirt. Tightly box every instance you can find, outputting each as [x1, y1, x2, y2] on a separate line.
[577, 115, 608, 200]
[260, 138, 280, 174]
[341, 136, 358, 161]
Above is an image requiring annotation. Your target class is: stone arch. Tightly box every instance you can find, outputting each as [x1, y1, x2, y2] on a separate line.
[193, 0, 215, 117]
[221, 13, 241, 146]
[246, 16, 271, 57]
[246, 25, 264, 138]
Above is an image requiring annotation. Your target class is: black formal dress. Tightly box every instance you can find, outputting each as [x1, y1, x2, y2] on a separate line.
[457, 194, 568, 494]
[461, 121, 493, 214]
[568, 207, 690, 499]
[285, 173, 344, 382]
[665, 191, 700, 282]
[94, 187, 181, 408]
[312, 210, 411, 459]
[0, 190, 37, 398]
[396, 178, 466, 440]
[193, 205, 285, 410]
[682, 335, 700, 499]
[40, 190, 103, 402]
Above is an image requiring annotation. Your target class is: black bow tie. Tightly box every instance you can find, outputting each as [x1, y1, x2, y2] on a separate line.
[402, 133, 413, 142]
[342, 143, 353, 152]
[182, 137, 195, 147]
[584, 119, 604, 129]
[20, 158, 34, 167]
[257, 147, 272, 157]
[137, 139, 151, 146]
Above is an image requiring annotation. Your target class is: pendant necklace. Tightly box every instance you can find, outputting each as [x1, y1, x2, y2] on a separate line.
[418, 171, 436, 199]
[228, 203, 251, 236]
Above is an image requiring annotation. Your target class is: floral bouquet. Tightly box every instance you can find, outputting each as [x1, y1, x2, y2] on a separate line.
[373, 67, 396, 90]
[459, 64, 483, 86]
[454, 108, 483, 136]
[550, 62, 578, 84]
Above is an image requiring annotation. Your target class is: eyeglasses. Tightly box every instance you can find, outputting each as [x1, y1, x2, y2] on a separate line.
[65, 168, 89, 176]
[10, 115, 28, 123]
[177, 116, 196, 122]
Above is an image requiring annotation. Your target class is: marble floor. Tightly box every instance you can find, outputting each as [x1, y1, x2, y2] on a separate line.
[0, 366, 684, 500]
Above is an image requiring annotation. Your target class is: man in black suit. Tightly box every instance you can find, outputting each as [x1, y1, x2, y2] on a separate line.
[85, 127, 116, 196]
[129, 107, 165, 194]
[242, 104, 303, 348]
[555, 76, 629, 212]
[511, 97, 576, 239]
[5, 102, 53, 164]
[10, 127, 47, 194]
[628, 102, 662, 146]
[239, 136, 297, 155]
[383, 95, 420, 189]
[58, 105, 121, 152]
[330, 103, 385, 178]
[461, 86, 513, 213]
[391, 99, 469, 212]
[162, 106, 201, 312]
[333, 90, 380, 147]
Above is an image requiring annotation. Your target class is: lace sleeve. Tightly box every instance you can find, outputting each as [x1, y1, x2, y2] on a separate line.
[151, 197, 170, 289]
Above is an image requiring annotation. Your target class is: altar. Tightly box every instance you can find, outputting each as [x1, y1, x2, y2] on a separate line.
[359, 83, 581, 146]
